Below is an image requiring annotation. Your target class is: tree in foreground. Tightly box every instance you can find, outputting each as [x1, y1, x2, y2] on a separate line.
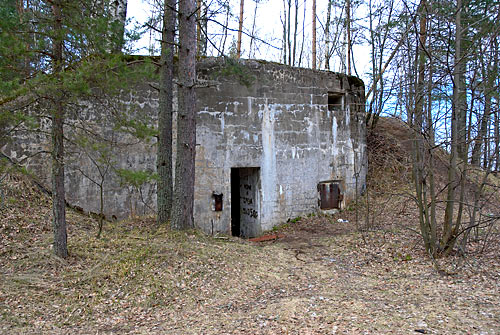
[157, 0, 176, 225]
[172, 0, 197, 230]
[404, 0, 500, 257]
[0, 0, 142, 257]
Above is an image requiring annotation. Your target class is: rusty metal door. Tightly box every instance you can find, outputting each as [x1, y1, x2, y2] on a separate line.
[318, 181, 342, 209]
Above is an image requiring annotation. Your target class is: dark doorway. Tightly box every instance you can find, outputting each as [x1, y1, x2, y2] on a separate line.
[230, 169, 240, 236]
[231, 167, 261, 237]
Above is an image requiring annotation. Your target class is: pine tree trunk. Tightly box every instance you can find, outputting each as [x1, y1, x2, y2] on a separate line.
[237, 0, 244, 58]
[282, 0, 287, 64]
[51, 0, 68, 258]
[297, 0, 306, 67]
[197, 0, 202, 56]
[172, 0, 196, 230]
[249, 1, 258, 58]
[311, 0, 316, 69]
[157, 0, 175, 225]
[324, 0, 331, 70]
[287, 0, 291, 65]
[346, 0, 351, 75]
[292, 0, 298, 65]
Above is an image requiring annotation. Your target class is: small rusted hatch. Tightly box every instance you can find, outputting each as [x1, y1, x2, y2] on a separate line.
[212, 193, 223, 211]
[318, 180, 343, 209]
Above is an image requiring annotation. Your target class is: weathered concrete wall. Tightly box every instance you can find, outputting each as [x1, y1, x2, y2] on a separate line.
[194, 58, 366, 235]
[2, 89, 159, 219]
[2, 57, 366, 236]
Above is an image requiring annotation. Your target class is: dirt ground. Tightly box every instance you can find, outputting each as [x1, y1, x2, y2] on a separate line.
[1, 117, 499, 334]
[1, 176, 499, 335]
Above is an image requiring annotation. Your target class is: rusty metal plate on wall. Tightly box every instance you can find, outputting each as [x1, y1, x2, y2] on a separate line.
[318, 182, 341, 209]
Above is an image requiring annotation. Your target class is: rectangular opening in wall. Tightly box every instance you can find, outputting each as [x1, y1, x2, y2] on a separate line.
[230, 169, 240, 236]
[231, 167, 260, 238]
[328, 92, 344, 112]
[318, 180, 343, 209]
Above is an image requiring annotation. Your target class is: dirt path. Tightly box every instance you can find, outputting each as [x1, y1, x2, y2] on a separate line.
[109, 214, 499, 335]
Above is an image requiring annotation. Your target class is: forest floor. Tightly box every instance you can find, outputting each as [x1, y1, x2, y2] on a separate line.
[1, 174, 499, 335]
[1, 117, 499, 334]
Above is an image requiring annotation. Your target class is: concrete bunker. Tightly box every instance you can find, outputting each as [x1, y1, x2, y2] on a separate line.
[3, 57, 367, 237]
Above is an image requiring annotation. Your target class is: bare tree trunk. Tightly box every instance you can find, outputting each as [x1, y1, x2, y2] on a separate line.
[51, 0, 68, 259]
[202, 1, 208, 54]
[471, 92, 492, 166]
[109, 0, 128, 53]
[282, 0, 287, 64]
[412, 0, 435, 256]
[426, 13, 437, 250]
[426, 13, 435, 146]
[471, 38, 495, 166]
[325, 0, 331, 70]
[287, 0, 291, 65]
[237, 0, 244, 58]
[365, 24, 411, 100]
[249, 1, 258, 58]
[219, 2, 230, 56]
[442, 0, 467, 253]
[494, 37, 500, 171]
[157, 0, 175, 225]
[484, 119, 491, 169]
[197, 0, 202, 56]
[292, 0, 299, 66]
[97, 183, 104, 238]
[312, 0, 316, 69]
[366, 0, 376, 125]
[455, 0, 468, 160]
[346, 0, 351, 75]
[495, 104, 500, 171]
[298, 0, 306, 66]
[172, 0, 197, 230]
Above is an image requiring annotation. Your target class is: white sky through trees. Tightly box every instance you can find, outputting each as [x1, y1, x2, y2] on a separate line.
[127, 0, 370, 81]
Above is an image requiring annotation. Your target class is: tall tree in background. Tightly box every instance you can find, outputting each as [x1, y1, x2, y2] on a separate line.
[397, 0, 500, 256]
[172, 0, 197, 230]
[248, 0, 260, 58]
[324, 0, 332, 70]
[298, 0, 306, 66]
[292, 0, 298, 65]
[286, 0, 291, 65]
[196, 0, 208, 56]
[469, 2, 498, 167]
[346, 0, 351, 75]
[157, 0, 175, 224]
[311, 0, 316, 69]
[236, 0, 244, 58]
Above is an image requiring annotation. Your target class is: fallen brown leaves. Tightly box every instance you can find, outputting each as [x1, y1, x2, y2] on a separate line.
[1, 171, 499, 334]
